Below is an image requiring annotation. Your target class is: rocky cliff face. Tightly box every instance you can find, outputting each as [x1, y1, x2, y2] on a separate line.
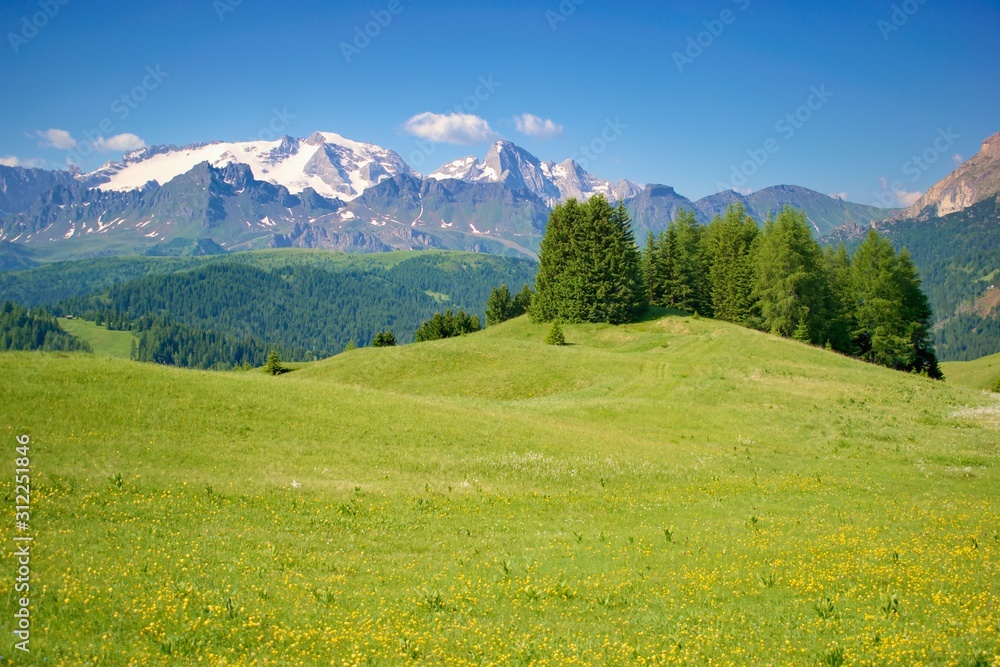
[896, 131, 1000, 220]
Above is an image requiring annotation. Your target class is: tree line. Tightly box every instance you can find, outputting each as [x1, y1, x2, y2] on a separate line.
[521, 196, 942, 378]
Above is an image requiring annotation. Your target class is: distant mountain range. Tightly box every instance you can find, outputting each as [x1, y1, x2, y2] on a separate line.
[0, 131, 900, 262]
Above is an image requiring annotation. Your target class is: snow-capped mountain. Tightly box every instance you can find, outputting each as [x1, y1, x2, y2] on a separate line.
[428, 140, 642, 206]
[84, 132, 415, 202]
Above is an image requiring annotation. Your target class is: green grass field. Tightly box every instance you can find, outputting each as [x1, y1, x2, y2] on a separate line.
[943, 352, 1000, 392]
[57, 318, 136, 359]
[1, 313, 998, 666]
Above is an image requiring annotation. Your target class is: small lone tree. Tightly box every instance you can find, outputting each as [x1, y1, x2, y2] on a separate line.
[263, 349, 287, 375]
[372, 330, 397, 347]
[992, 374, 1000, 393]
[545, 321, 566, 346]
[342, 340, 358, 353]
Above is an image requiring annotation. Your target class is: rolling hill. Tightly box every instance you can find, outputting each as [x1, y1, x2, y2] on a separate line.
[1, 313, 997, 664]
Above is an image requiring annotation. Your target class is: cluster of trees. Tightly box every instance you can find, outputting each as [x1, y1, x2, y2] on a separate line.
[371, 330, 397, 347]
[415, 310, 481, 342]
[532, 197, 645, 325]
[0, 301, 90, 353]
[485, 284, 533, 326]
[642, 204, 941, 377]
[530, 196, 941, 377]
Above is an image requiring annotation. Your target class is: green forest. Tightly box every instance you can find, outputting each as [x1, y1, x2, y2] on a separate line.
[0, 252, 537, 370]
[0, 301, 91, 353]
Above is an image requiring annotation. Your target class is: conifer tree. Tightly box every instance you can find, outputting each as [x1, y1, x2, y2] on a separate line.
[751, 207, 831, 343]
[372, 330, 397, 347]
[512, 284, 533, 316]
[485, 285, 516, 326]
[667, 209, 710, 315]
[822, 243, 856, 354]
[704, 204, 759, 325]
[532, 196, 646, 324]
[545, 321, 566, 346]
[264, 349, 287, 375]
[850, 230, 941, 377]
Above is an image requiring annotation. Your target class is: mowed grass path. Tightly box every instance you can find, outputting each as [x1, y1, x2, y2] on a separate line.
[1, 314, 998, 666]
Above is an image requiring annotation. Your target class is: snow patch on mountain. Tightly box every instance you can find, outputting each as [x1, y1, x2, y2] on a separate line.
[85, 132, 414, 201]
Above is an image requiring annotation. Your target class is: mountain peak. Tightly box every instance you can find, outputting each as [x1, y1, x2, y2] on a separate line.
[896, 130, 1000, 220]
[429, 140, 641, 205]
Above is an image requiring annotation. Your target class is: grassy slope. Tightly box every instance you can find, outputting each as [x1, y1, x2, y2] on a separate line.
[943, 351, 1000, 392]
[57, 318, 135, 359]
[1, 314, 998, 665]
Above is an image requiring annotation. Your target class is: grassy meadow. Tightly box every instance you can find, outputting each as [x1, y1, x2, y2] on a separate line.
[943, 352, 1000, 392]
[1, 312, 998, 666]
[57, 318, 136, 360]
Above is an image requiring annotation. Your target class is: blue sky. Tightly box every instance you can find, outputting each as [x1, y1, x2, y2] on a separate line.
[1, 0, 998, 205]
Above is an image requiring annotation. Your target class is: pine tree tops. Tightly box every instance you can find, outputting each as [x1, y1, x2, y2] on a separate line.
[532, 196, 647, 325]
[372, 330, 397, 347]
[485, 284, 533, 327]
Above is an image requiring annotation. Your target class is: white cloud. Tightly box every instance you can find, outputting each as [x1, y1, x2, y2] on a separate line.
[35, 128, 77, 150]
[829, 192, 847, 200]
[513, 113, 564, 139]
[0, 156, 48, 168]
[953, 153, 964, 166]
[896, 190, 923, 206]
[33, 129, 145, 154]
[402, 112, 497, 144]
[879, 177, 923, 207]
[94, 133, 145, 152]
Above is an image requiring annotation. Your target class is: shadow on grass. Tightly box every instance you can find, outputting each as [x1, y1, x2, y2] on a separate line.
[632, 306, 695, 323]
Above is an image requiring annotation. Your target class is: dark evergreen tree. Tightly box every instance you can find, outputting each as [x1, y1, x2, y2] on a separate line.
[532, 196, 646, 324]
[264, 349, 287, 375]
[666, 209, 710, 316]
[752, 207, 831, 343]
[415, 309, 482, 342]
[704, 204, 759, 325]
[512, 284, 533, 316]
[850, 230, 942, 377]
[822, 243, 856, 354]
[485, 285, 516, 326]
[372, 330, 397, 347]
